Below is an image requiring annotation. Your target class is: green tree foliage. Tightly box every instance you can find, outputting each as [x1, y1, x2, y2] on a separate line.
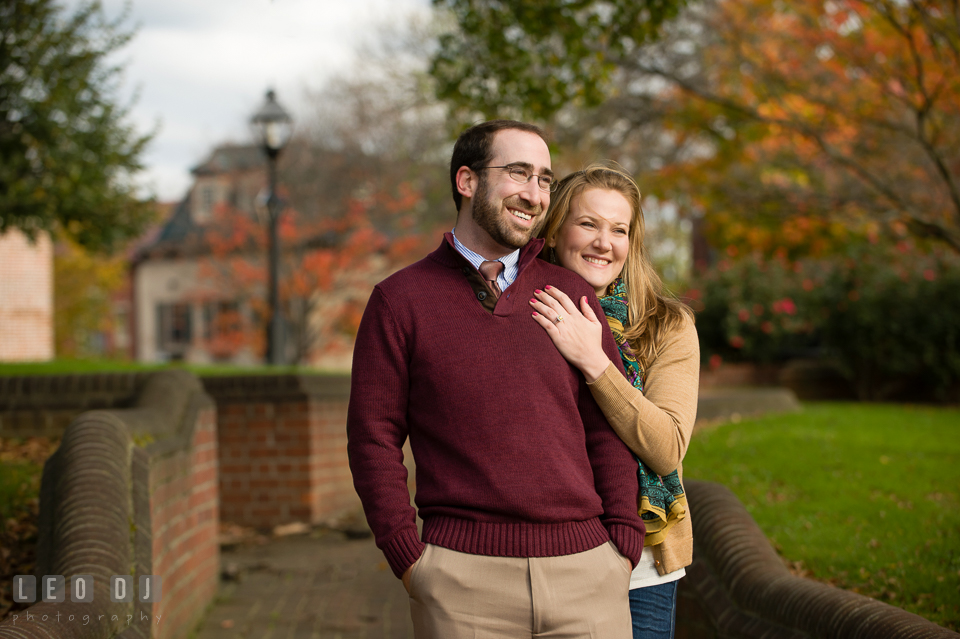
[53, 235, 127, 358]
[0, 0, 154, 252]
[429, 0, 688, 121]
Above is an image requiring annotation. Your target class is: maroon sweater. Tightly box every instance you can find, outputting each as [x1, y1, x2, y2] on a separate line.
[347, 234, 645, 578]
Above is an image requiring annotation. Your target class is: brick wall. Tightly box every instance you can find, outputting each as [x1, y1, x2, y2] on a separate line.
[0, 229, 53, 361]
[0, 371, 359, 635]
[204, 374, 358, 529]
[147, 405, 219, 639]
[0, 371, 220, 639]
[0, 373, 359, 533]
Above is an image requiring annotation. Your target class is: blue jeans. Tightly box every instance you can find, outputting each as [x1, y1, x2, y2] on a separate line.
[628, 580, 679, 639]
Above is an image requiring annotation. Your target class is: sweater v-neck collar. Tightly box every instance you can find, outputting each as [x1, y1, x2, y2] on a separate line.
[431, 233, 546, 314]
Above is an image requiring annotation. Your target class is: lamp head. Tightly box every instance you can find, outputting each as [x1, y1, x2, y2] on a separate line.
[251, 89, 293, 157]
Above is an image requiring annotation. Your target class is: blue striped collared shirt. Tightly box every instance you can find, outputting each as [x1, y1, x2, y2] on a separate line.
[451, 228, 520, 291]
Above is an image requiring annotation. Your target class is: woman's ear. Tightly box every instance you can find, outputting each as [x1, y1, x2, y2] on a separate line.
[547, 237, 556, 248]
[455, 166, 476, 200]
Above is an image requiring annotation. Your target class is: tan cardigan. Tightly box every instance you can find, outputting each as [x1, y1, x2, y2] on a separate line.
[587, 315, 700, 576]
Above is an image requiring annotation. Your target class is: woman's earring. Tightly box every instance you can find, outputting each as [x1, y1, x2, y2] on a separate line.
[549, 247, 557, 264]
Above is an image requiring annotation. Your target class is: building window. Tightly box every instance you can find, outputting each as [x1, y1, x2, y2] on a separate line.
[202, 300, 243, 360]
[113, 304, 131, 351]
[156, 303, 192, 359]
[202, 301, 242, 338]
[194, 184, 216, 223]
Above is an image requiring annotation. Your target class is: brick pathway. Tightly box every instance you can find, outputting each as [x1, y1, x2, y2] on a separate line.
[193, 530, 413, 639]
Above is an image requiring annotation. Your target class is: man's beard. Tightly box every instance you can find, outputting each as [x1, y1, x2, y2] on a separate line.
[471, 177, 544, 250]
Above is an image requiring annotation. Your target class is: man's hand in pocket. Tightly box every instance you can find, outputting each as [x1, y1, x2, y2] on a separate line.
[402, 562, 416, 594]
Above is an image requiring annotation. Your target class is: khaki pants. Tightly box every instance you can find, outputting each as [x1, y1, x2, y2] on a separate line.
[408, 542, 632, 639]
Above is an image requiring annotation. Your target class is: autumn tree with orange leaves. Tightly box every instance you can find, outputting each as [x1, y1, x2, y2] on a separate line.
[433, 0, 960, 258]
[196, 178, 437, 366]
[647, 0, 960, 257]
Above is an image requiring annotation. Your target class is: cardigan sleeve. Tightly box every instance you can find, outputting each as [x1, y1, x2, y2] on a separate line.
[578, 291, 646, 567]
[586, 315, 700, 477]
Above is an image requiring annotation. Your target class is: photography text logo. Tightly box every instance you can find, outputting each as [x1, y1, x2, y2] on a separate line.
[10, 575, 162, 627]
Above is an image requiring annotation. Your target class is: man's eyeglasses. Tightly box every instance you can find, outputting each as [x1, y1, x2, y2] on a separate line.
[478, 165, 557, 193]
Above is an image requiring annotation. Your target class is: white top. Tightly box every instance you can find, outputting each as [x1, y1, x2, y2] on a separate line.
[630, 548, 685, 590]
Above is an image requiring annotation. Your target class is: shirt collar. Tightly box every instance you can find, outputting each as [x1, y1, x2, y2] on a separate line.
[450, 228, 521, 287]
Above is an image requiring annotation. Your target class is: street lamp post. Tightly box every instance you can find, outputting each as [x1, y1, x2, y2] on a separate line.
[251, 89, 293, 366]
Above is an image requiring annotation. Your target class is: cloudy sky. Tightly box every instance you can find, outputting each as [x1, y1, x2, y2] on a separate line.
[65, 0, 430, 201]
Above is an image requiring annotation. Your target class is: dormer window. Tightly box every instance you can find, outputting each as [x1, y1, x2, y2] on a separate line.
[194, 184, 216, 223]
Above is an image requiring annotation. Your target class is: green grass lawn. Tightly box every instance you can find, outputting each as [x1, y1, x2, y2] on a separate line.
[0, 359, 346, 377]
[686, 402, 960, 630]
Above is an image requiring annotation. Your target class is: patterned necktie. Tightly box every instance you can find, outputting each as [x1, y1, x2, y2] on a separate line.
[478, 260, 504, 299]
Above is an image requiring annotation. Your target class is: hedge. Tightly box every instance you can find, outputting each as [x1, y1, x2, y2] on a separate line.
[687, 241, 960, 401]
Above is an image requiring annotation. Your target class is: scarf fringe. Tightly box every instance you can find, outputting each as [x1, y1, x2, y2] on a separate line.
[639, 493, 687, 547]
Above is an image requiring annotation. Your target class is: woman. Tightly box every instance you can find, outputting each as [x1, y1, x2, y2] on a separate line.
[529, 163, 700, 639]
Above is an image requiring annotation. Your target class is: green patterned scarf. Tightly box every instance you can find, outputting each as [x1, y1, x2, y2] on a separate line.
[599, 277, 687, 546]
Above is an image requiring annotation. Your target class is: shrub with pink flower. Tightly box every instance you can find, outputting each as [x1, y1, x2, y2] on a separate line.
[688, 241, 960, 401]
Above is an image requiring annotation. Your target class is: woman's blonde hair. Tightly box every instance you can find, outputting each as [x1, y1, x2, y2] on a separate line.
[539, 162, 694, 369]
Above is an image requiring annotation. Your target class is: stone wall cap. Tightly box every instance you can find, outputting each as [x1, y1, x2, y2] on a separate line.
[0, 372, 149, 410]
[201, 373, 350, 402]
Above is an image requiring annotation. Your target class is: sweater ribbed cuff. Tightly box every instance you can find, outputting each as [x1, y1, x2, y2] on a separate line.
[606, 522, 645, 569]
[382, 527, 426, 579]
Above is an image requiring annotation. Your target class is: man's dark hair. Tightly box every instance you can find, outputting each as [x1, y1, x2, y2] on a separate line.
[450, 120, 548, 211]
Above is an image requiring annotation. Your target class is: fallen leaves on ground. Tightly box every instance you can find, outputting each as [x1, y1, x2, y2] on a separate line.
[0, 437, 59, 623]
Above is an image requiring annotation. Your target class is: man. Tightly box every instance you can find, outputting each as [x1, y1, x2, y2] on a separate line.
[347, 120, 645, 638]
